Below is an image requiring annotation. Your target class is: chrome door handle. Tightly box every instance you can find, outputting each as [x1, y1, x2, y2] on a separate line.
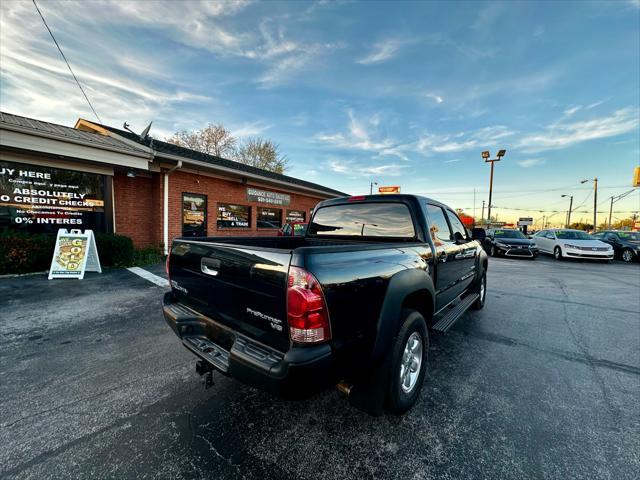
[201, 265, 219, 276]
[201, 258, 220, 276]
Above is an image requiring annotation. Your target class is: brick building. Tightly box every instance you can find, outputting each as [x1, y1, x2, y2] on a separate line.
[0, 112, 346, 253]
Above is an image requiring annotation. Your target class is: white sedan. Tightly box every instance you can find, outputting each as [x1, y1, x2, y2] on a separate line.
[532, 229, 614, 261]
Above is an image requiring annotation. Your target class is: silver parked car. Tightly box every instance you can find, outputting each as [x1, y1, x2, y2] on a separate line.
[532, 229, 614, 261]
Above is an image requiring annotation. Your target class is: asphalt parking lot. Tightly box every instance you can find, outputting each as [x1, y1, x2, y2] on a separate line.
[1, 255, 639, 480]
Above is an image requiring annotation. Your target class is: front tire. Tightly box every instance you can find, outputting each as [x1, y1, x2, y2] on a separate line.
[387, 309, 429, 414]
[471, 272, 486, 310]
[621, 248, 634, 263]
[554, 246, 563, 260]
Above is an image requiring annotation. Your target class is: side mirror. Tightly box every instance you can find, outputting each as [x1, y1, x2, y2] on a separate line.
[454, 231, 467, 244]
[471, 227, 486, 241]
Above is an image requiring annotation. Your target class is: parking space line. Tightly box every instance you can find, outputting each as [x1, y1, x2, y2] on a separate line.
[127, 267, 169, 288]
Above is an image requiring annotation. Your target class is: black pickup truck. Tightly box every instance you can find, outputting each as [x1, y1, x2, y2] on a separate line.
[163, 194, 488, 415]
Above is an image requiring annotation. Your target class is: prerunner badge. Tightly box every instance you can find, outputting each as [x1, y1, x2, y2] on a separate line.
[48, 229, 102, 280]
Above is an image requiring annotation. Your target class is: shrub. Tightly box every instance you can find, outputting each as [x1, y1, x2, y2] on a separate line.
[132, 247, 164, 267]
[0, 231, 56, 275]
[0, 231, 163, 275]
[94, 233, 134, 267]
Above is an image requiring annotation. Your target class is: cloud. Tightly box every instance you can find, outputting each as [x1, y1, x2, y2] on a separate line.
[357, 39, 405, 65]
[563, 105, 582, 117]
[416, 125, 516, 154]
[518, 108, 639, 153]
[0, 0, 221, 129]
[328, 159, 406, 178]
[517, 159, 546, 168]
[231, 121, 273, 138]
[248, 19, 343, 87]
[315, 109, 397, 153]
[425, 92, 444, 104]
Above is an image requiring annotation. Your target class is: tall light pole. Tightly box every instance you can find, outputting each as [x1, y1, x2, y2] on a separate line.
[561, 194, 573, 228]
[369, 181, 378, 195]
[482, 149, 506, 226]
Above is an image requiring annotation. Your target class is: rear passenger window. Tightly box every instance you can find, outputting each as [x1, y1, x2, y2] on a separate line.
[446, 210, 467, 241]
[426, 204, 453, 245]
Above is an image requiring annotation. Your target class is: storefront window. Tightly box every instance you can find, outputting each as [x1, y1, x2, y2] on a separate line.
[0, 160, 107, 234]
[257, 207, 282, 229]
[217, 204, 251, 228]
[182, 193, 207, 237]
[286, 209, 306, 223]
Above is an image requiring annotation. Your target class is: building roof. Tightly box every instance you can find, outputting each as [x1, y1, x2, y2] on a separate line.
[95, 123, 347, 197]
[0, 112, 147, 157]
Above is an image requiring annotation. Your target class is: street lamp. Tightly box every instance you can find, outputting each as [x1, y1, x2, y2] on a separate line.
[581, 178, 598, 231]
[482, 149, 506, 226]
[369, 181, 378, 195]
[561, 194, 573, 228]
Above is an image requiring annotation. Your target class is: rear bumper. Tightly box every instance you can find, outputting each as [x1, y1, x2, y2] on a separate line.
[162, 293, 333, 398]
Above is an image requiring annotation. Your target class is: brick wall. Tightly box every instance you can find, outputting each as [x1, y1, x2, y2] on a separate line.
[166, 170, 323, 242]
[113, 168, 332, 249]
[113, 172, 161, 248]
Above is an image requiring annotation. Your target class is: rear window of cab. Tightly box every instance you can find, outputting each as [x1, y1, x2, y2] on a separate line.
[308, 202, 416, 238]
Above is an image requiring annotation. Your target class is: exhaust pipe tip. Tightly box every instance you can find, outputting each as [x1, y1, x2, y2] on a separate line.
[337, 381, 353, 396]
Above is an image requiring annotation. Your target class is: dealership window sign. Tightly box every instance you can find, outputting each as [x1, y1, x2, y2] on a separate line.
[286, 209, 306, 222]
[48, 229, 101, 280]
[246, 187, 290, 206]
[0, 161, 106, 234]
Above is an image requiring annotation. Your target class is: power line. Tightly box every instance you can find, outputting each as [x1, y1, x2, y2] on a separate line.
[32, 0, 102, 124]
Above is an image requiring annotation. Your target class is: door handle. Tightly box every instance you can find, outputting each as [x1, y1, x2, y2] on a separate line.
[201, 258, 220, 276]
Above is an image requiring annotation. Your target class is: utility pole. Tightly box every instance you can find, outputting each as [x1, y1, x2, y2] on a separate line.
[481, 200, 485, 227]
[593, 177, 598, 232]
[608, 189, 636, 229]
[609, 196, 614, 229]
[561, 194, 573, 228]
[481, 150, 506, 228]
[369, 181, 378, 195]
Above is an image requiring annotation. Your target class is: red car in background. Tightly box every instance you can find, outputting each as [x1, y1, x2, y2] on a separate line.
[278, 222, 308, 236]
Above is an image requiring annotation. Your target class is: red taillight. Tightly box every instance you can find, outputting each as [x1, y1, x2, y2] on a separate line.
[348, 195, 365, 201]
[287, 266, 331, 343]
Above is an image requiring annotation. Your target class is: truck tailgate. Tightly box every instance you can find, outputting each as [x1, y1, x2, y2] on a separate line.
[168, 240, 292, 352]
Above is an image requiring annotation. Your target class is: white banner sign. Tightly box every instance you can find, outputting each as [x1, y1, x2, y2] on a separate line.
[48, 229, 102, 280]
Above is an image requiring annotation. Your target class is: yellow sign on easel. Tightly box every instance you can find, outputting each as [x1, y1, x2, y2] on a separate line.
[48, 229, 101, 280]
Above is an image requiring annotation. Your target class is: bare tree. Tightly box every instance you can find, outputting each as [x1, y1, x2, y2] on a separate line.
[166, 123, 236, 158]
[235, 137, 289, 174]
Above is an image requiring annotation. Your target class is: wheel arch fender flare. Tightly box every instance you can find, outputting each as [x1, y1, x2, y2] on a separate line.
[370, 269, 435, 362]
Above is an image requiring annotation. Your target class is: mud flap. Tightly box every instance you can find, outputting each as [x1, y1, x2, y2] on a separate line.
[347, 354, 392, 416]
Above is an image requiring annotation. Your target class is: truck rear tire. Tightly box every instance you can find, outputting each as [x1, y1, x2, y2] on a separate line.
[387, 309, 429, 414]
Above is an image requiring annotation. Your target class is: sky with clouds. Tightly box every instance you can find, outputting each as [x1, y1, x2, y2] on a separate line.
[1, 0, 638, 225]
